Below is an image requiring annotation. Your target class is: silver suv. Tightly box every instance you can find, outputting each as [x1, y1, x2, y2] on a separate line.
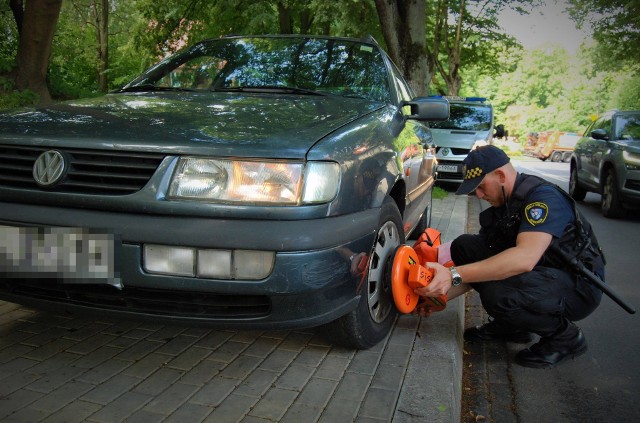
[570, 110, 640, 218]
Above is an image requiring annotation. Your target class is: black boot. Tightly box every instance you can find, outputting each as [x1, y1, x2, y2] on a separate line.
[464, 318, 534, 343]
[515, 325, 587, 369]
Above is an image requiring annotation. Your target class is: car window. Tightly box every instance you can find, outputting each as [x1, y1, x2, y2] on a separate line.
[128, 37, 391, 103]
[615, 114, 640, 140]
[591, 116, 611, 137]
[429, 103, 492, 131]
[581, 120, 596, 137]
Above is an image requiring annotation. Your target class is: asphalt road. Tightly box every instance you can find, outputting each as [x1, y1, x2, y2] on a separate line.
[511, 158, 640, 422]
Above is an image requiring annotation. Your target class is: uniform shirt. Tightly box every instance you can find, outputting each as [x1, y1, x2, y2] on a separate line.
[517, 183, 575, 238]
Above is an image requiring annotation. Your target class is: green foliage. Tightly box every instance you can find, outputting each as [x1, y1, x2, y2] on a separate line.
[610, 72, 640, 110]
[426, 0, 527, 95]
[567, 0, 640, 71]
[49, 2, 101, 98]
[467, 40, 640, 140]
[0, 5, 18, 74]
[0, 81, 39, 110]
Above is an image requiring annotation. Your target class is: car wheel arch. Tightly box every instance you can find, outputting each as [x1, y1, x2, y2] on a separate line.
[599, 161, 617, 192]
[601, 166, 626, 218]
[569, 161, 587, 201]
[388, 181, 406, 217]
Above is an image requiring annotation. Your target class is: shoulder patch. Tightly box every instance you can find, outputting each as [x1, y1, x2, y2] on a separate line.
[525, 202, 548, 225]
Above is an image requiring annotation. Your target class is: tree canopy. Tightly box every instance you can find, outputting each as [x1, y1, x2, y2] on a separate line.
[567, 0, 640, 71]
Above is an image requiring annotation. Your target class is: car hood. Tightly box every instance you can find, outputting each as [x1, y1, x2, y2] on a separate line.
[614, 138, 640, 153]
[431, 128, 489, 149]
[0, 92, 384, 159]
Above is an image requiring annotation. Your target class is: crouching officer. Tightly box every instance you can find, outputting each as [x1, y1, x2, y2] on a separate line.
[416, 145, 604, 368]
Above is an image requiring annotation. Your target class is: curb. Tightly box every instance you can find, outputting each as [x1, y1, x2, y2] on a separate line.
[393, 194, 468, 422]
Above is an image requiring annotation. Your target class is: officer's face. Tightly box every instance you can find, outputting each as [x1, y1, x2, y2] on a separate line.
[473, 172, 504, 207]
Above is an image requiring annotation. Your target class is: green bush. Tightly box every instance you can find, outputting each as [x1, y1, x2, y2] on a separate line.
[0, 85, 39, 110]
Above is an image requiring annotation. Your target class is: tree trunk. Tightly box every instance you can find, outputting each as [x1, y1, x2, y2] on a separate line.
[446, 0, 464, 95]
[92, 0, 109, 93]
[277, 2, 292, 34]
[14, 0, 63, 103]
[374, 0, 431, 96]
[431, 0, 465, 96]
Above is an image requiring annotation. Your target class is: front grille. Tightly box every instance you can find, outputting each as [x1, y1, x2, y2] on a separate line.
[0, 145, 165, 195]
[436, 146, 470, 156]
[625, 179, 640, 192]
[1, 279, 271, 319]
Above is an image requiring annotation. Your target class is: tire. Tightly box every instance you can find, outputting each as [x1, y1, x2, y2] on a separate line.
[551, 151, 562, 162]
[327, 196, 403, 349]
[569, 165, 587, 201]
[601, 169, 626, 218]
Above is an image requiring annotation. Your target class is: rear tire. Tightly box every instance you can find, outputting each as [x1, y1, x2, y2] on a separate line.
[327, 196, 402, 349]
[601, 169, 626, 218]
[569, 165, 587, 201]
[551, 151, 562, 162]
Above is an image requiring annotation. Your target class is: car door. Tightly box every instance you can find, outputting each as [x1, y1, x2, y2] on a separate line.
[580, 116, 611, 187]
[589, 116, 613, 186]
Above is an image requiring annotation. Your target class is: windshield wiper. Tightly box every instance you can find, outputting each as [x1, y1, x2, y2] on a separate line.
[114, 84, 195, 93]
[212, 85, 326, 96]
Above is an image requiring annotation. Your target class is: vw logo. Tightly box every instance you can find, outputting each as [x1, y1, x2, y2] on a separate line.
[33, 150, 66, 187]
[441, 147, 451, 156]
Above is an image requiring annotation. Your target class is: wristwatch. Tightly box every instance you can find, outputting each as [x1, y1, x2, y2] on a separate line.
[450, 266, 463, 287]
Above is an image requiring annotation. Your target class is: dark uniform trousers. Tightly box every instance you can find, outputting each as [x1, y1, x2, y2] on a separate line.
[451, 233, 602, 339]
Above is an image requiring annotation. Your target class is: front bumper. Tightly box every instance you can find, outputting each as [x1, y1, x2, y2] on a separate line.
[621, 168, 640, 207]
[0, 202, 379, 329]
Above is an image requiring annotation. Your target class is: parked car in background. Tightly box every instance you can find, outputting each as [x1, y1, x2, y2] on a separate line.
[429, 97, 494, 184]
[570, 110, 640, 218]
[0, 35, 449, 349]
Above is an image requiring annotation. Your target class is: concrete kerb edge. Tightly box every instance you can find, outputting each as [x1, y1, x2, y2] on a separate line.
[393, 194, 467, 423]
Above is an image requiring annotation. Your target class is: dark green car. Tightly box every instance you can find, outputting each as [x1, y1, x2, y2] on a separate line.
[0, 35, 448, 349]
[570, 110, 640, 218]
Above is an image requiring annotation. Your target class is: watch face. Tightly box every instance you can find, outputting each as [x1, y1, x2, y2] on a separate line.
[451, 267, 462, 286]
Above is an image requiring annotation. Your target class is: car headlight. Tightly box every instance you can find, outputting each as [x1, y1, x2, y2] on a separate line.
[623, 151, 640, 170]
[168, 158, 340, 204]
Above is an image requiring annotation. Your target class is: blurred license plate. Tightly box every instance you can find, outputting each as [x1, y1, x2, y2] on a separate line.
[437, 164, 460, 172]
[0, 226, 121, 288]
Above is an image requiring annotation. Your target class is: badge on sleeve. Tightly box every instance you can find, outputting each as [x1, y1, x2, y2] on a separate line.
[525, 202, 548, 225]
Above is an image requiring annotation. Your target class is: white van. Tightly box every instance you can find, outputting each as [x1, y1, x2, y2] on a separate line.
[431, 97, 494, 184]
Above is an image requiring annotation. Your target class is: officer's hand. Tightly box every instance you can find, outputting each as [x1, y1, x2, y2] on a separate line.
[413, 262, 451, 297]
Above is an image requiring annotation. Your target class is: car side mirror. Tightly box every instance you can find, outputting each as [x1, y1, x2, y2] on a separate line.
[591, 128, 609, 141]
[402, 97, 449, 121]
[494, 124, 505, 138]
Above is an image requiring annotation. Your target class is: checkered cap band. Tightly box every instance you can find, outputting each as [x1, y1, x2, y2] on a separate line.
[464, 167, 483, 180]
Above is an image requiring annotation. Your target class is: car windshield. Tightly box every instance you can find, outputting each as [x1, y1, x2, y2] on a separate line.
[123, 36, 391, 103]
[429, 103, 492, 131]
[615, 113, 640, 140]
